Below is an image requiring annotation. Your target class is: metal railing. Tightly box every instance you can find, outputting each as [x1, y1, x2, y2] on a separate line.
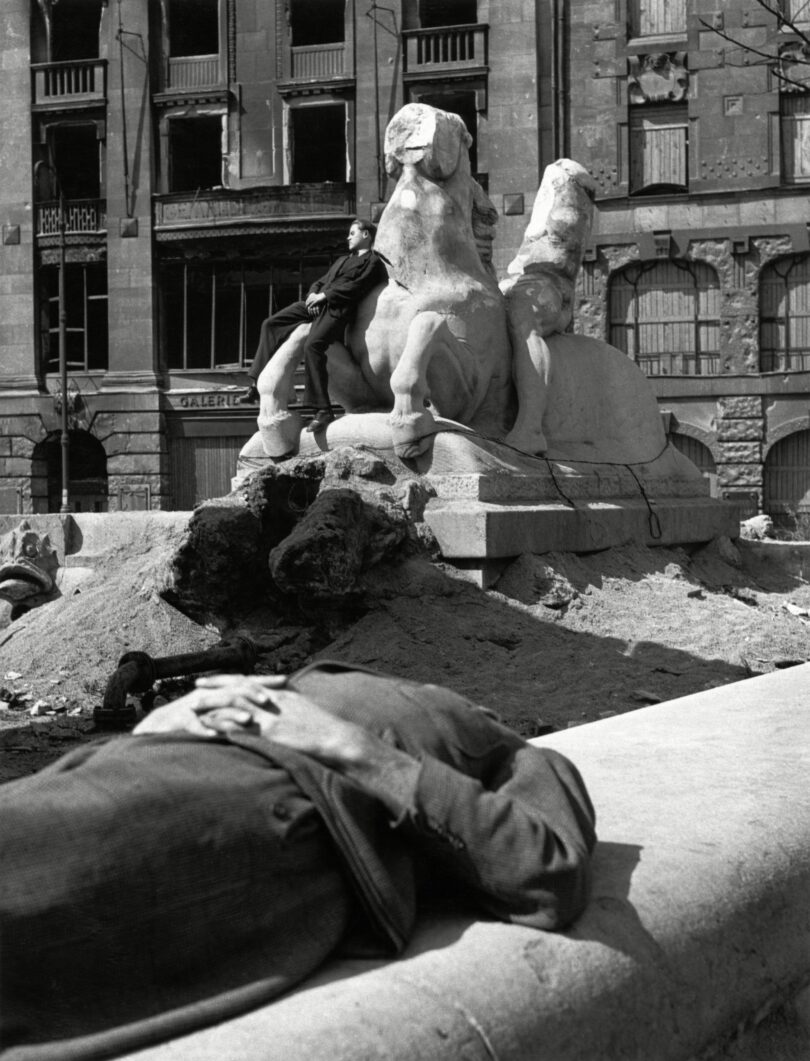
[290, 43, 345, 80]
[403, 24, 487, 72]
[32, 59, 107, 106]
[37, 199, 107, 236]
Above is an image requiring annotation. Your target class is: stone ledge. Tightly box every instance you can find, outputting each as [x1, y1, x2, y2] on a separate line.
[125, 665, 810, 1061]
[424, 496, 740, 559]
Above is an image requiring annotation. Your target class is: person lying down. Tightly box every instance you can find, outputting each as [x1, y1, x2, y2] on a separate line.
[0, 661, 596, 1061]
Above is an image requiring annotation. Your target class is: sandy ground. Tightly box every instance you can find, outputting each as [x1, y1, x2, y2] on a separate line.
[2, 530, 810, 781]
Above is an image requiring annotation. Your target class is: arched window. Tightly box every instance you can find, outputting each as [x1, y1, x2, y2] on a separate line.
[763, 430, 810, 521]
[759, 254, 810, 372]
[608, 259, 720, 376]
[669, 433, 717, 497]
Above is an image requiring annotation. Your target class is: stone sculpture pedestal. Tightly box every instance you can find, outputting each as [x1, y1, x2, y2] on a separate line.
[235, 414, 739, 586]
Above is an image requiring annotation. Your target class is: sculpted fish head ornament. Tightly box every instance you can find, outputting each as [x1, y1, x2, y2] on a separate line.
[0, 521, 60, 607]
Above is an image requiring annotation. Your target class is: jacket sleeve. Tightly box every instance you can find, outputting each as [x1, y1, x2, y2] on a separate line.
[307, 260, 337, 297]
[322, 253, 388, 313]
[395, 718, 597, 931]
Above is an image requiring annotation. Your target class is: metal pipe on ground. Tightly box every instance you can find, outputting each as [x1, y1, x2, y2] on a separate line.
[95, 636, 258, 729]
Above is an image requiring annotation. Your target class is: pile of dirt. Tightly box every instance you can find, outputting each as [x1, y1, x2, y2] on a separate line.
[3, 512, 810, 782]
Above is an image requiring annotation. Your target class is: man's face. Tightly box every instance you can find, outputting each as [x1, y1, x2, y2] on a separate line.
[347, 223, 371, 252]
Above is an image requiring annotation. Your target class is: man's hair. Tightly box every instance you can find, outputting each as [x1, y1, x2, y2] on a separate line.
[353, 218, 377, 242]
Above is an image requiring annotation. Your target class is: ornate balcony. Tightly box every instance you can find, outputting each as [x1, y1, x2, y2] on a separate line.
[31, 60, 107, 111]
[36, 199, 107, 237]
[403, 24, 488, 79]
[153, 184, 356, 240]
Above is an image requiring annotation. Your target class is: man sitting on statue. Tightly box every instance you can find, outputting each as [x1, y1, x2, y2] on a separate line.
[0, 662, 595, 1060]
[239, 219, 388, 433]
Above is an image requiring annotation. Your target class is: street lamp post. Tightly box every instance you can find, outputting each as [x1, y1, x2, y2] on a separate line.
[36, 159, 72, 513]
[56, 181, 71, 513]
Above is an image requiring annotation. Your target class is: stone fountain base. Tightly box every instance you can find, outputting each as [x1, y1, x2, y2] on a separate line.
[235, 415, 739, 586]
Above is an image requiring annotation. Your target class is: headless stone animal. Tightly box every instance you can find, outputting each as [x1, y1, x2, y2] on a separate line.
[255, 104, 513, 459]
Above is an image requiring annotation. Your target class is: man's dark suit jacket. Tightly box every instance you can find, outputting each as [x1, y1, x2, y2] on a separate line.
[0, 663, 596, 1061]
[308, 250, 388, 319]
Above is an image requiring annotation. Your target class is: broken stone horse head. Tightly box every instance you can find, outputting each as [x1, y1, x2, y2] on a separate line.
[255, 103, 513, 459]
[0, 521, 60, 614]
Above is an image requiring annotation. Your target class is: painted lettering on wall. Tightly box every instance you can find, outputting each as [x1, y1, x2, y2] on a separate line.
[177, 393, 243, 409]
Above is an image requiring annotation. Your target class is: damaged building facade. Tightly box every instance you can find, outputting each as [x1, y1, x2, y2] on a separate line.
[1, 0, 810, 518]
[568, 0, 810, 522]
[2, 0, 539, 511]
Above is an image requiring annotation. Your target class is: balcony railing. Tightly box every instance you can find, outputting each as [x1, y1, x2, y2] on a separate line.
[153, 184, 355, 229]
[403, 24, 488, 74]
[166, 54, 222, 91]
[290, 43, 345, 80]
[31, 60, 107, 107]
[37, 199, 107, 237]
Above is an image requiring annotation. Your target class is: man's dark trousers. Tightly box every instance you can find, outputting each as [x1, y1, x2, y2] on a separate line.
[248, 303, 344, 410]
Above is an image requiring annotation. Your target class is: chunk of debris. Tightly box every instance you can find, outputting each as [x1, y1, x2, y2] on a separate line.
[739, 514, 775, 540]
[783, 601, 810, 618]
[630, 689, 662, 704]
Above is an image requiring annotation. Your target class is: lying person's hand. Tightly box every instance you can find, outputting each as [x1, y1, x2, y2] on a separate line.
[196, 675, 422, 817]
[131, 675, 287, 737]
[195, 676, 363, 761]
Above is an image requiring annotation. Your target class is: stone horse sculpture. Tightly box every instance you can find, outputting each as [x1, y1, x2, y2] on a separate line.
[255, 104, 513, 459]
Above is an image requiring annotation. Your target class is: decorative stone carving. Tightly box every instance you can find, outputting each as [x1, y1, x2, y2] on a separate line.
[778, 42, 810, 91]
[0, 521, 59, 611]
[628, 53, 688, 104]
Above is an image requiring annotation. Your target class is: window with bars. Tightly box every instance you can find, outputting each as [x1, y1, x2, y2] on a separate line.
[629, 0, 687, 37]
[630, 103, 688, 193]
[41, 263, 108, 372]
[161, 258, 331, 371]
[608, 259, 720, 376]
[760, 254, 810, 371]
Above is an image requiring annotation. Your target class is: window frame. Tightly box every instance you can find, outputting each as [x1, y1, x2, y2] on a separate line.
[629, 102, 689, 195]
[760, 253, 810, 372]
[608, 258, 721, 377]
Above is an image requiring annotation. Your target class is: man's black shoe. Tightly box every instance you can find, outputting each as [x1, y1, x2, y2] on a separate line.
[305, 409, 335, 433]
[237, 385, 260, 404]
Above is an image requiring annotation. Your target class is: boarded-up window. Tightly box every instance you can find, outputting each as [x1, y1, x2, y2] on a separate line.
[629, 0, 687, 37]
[609, 259, 720, 376]
[760, 253, 810, 371]
[670, 433, 717, 496]
[782, 0, 810, 24]
[781, 93, 810, 182]
[630, 104, 688, 193]
[764, 430, 810, 518]
[169, 436, 249, 509]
